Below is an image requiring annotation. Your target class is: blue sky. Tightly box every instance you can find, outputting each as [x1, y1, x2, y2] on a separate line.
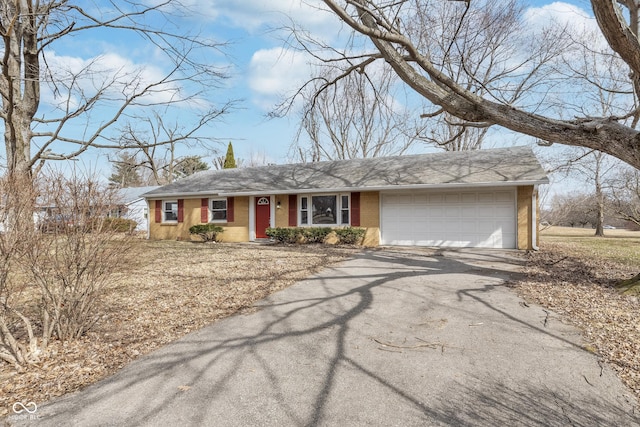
[31, 0, 599, 186]
[196, 0, 593, 162]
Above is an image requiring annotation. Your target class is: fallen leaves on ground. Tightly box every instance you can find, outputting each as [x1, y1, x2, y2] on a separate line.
[4, 239, 639, 415]
[512, 241, 640, 401]
[0, 241, 357, 416]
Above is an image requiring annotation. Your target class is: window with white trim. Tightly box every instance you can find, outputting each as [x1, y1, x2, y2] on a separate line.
[341, 195, 349, 224]
[210, 198, 227, 222]
[163, 201, 178, 223]
[300, 196, 309, 225]
[299, 194, 349, 226]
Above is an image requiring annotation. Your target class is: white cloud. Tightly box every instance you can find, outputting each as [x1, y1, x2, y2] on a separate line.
[40, 50, 197, 111]
[248, 47, 313, 109]
[524, 2, 597, 34]
[177, 0, 342, 42]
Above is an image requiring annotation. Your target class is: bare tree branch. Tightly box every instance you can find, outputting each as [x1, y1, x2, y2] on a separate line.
[0, 0, 234, 181]
[315, 0, 640, 168]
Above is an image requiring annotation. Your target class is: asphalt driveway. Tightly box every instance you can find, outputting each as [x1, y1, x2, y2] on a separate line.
[8, 248, 639, 426]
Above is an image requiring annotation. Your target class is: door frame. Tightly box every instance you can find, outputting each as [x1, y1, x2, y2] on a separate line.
[249, 195, 274, 241]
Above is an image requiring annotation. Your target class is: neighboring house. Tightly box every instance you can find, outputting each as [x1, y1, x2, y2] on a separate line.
[0, 206, 55, 233]
[142, 146, 549, 249]
[115, 186, 160, 232]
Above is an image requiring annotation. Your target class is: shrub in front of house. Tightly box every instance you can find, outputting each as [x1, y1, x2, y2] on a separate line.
[301, 227, 332, 243]
[334, 227, 366, 245]
[189, 224, 224, 242]
[265, 227, 300, 244]
[266, 226, 364, 245]
[102, 217, 138, 233]
[81, 217, 137, 233]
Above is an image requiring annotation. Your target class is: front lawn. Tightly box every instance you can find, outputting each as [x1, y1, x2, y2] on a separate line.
[0, 240, 358, 417]
[539, 226, 640, 266]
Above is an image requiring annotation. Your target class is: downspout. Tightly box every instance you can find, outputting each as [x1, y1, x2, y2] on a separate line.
[531, 185, 539, 251]
[146, 199, 151, 240]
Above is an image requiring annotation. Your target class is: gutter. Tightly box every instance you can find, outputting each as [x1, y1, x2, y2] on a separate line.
[143, 179, 550, 200]
[146, 199, 151, 241]
[532, 185, 539, 251]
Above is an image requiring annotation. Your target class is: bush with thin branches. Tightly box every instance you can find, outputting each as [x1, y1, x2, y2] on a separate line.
[0, 171, 136, 366]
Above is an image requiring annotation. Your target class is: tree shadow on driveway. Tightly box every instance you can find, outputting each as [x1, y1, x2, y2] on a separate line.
[15, 249, 639, 427]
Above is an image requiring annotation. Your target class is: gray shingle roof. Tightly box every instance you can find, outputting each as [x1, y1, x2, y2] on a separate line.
[117, 186, 161, 204]
[142, 146, 548, 198]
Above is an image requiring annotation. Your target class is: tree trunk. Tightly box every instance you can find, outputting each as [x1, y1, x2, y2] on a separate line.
[594, 174, 605, 237]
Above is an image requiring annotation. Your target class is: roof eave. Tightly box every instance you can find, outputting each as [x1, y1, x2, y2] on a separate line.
[143, 191, 221, 199]
[143, 178, 549, 199]
[219, 179, 549, 196]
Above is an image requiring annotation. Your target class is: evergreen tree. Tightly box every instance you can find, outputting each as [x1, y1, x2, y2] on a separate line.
[173, 155, 210, 179]
[223, 142, 237, 169]
[108, 152, 142, 188]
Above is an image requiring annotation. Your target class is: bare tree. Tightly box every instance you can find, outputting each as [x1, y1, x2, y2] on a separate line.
[540, 27, 629, 235]
[291, 64, 425, 161]
[546, 192, 599, 228]
[611, 166, 640, 227]
[311, 0, 640, 169]
[412, 0, 529, 151]
[113, 109, 230, 184]
[420, 112, 489, 151]
[0, 174, 38, 364]
[546, 146, 619, 235]
[579, 150, 617, 236]
[0, 1, 232, 188]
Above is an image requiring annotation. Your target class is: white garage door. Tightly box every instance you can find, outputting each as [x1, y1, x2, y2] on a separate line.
[380, 188, 517, 248]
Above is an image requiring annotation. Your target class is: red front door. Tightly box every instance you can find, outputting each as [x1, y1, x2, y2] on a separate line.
[255, 196, 271, 238]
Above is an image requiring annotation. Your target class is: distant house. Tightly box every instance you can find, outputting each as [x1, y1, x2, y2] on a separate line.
[142, 147, 549, 249]
[115, 186, 160, 232]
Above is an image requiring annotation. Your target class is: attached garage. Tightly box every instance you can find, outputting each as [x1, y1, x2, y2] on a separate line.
[380, 188, 517, 248]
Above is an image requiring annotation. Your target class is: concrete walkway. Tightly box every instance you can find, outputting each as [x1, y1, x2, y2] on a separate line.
[9, 248, 639, 426]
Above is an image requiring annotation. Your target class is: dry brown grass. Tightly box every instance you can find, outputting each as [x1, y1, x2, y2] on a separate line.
[4, 232, 640, 415]
[513, 237, 640, 402]
[541, 226, 640, 239]
[0, 240, 358, 417]
[539, 226, 640, 266]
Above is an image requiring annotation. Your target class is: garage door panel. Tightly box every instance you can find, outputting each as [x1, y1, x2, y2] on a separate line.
[413, 195, 429, 204]
[495, 205, 513, 217]
[460, 221, 477, 233]
[477, 220, 499, 233]
[426, 206, 445, 216]
[461, 193, 477, 203]
[477, 206, 495, 217]
[495, 192, 513, 202]
[445, 207, 460, 217]
[477, 192, 494, 203]
[381, 189, 516, 249]
[444, 222, 462, 233]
